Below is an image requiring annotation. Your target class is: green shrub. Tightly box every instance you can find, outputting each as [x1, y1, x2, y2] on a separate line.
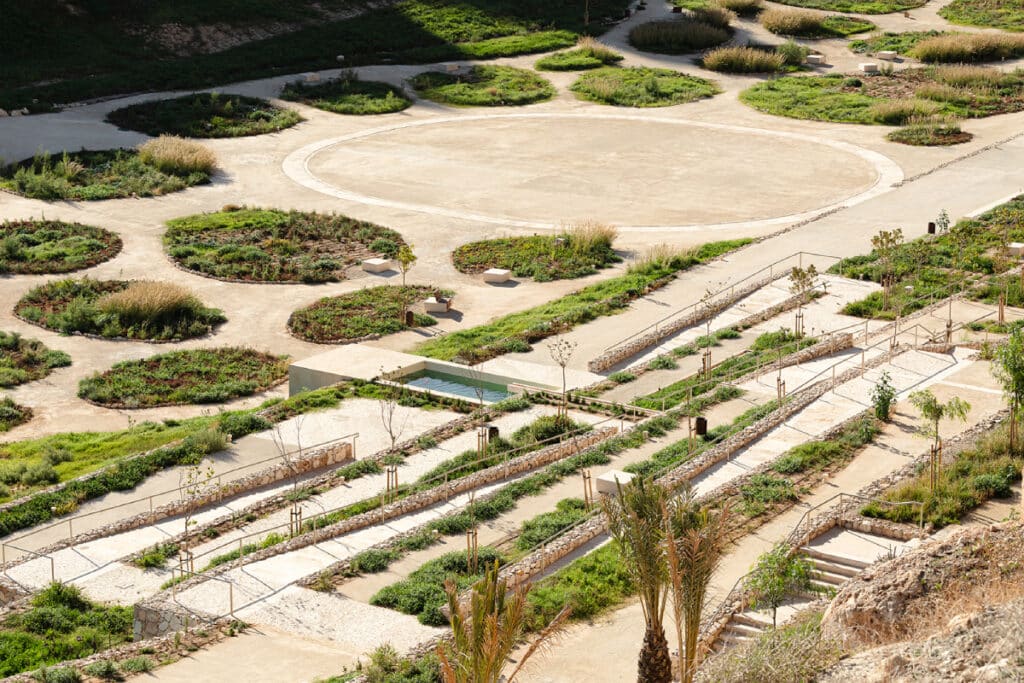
[0, 220, 121, 275]
[703, 46, 786, 74]
[288, 285, 441, 342]
[516, 498, 588, 550]
[352, 548, 401, 573]
[118, 657, 152, 674]
[411, 66, 554, 106]
[33, 668, 81, 683]
[83, 660, 120, 681]
[609, 371, 636, 384]
[535, 37, 623, 70]
[571, 66, 720, 107]
[281, 74, 411, 114]
[940, 0, 1024, 32]
[452, 225, 619, 281]
[107, 92, 301, 138]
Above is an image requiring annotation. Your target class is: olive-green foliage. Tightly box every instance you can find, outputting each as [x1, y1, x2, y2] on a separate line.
[410, 66, 554, 106]
[0, 150, 211, 201]
[527, 541, 633, 626]
[535, 40, 624, 70]
[78, 347, 289, 407]
[0, 583, 132, 677]
[940, 0, 1024, 32]
[165, 207, 406, 283]
[516, 498, 588, 549]
[0, 220, 121, 275]
[106, 92, 301, 137]
[452, 228, 619, 281]
[0, 397, 32, 433]
[0, 331, 71, 388]
[773, 416, 879, 474]
[281, 74, 411, 115]
[288, 286, 439, 342]
[571, 66, 720, 107]
[849, 30, 946, 55]
[887, 119, 971, 146]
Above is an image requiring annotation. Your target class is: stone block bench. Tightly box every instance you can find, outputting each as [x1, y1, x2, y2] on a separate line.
[877, 51, 898, 61]
[483, 268, 512, 284]
[806, 54, 826, 66]
[860, 63, 879, 74]
[362, 258, 393, 273]
[596, 469, 635, 496]
[424, 296, 452, 314]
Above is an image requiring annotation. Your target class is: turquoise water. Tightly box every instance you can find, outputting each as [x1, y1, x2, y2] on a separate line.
[403, 369, 510, 402]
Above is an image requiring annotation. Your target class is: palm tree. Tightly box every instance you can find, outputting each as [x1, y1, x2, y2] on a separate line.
[438, 561, 569, 683]
[663, 489, 732, 683]
[602, 478, 672, 683]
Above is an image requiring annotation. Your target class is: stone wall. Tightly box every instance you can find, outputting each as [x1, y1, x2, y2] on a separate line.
[587, 273, 783, 373]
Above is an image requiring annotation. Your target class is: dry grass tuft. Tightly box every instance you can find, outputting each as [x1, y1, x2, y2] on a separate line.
[913, 32, 1024, 63]
[714, 0, 763, 16]
[691, 5, 737, 29]
[703, 46, 786, 73]
[96, 281, 205, 326]
[760, 7, 824, 35]
[867, 98, 940, 124]
[137, 135, 217, 175]
[575, 36, 622, 63]
[629, 19, 731, 54]
[566, 220, 617, 256]
[933, 64, 1005, 87]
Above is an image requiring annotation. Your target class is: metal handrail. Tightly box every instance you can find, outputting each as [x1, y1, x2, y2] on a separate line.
[0, 432, 358, 563]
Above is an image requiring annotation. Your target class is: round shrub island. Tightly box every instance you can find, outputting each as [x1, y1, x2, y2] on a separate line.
[0, 331, 71, 388]
[410, 66, 555, 107]
[941, 0, 1024, 31]
[535, 37, 624, 71]
[288, 285, 444, 343]
[740, 67, 1024, 124]
[887, 120, 973, 146]
[78, 347, 289, 408]
[571, 67, 720, 107]
[0, 397, 31, 432]
[281, 74, 411, 115]
[628, 11, 733, 54]
[761, 7, 875, 37]
[702, 46, 787, 73]
[164, 208, 406, 283]
[106, 92, 302, 138]
[0, 220, 121, 274]
[453, 223, 620, 281]
[768, 0, 923, 13]
[0, 139, 215, 201]
[15, 279, 226, 341]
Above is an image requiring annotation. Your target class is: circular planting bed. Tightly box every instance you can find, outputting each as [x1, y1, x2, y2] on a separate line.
[887, 122, 973, 146]
[281, 76, 411, 115]
[288, 285, 442, 343]
[0, 140, 214, 201]
[741, 67, 1024, 124]
[165, 208, 405, 283]
[78, 347, 289, 408]
[628, 13, 732, 55]
[535, 39, 624, 71]
[571, 67, 719, 107]
[453, 226, 620, 281]
[0, 397, 31, 432]
[107, 93, 302, 138]
[410, 66, 555, 106]
[0, 220, 121, 274]
[15, 279, 226, 341]
[761, 8, 875, 37]
[0, 331, 71, 387]
[768, 0, 924, 13]
[941, 0, 1024, 31]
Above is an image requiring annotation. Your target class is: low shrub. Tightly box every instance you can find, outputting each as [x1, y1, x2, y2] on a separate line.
[137, 136, 217, 175]
[0, 397, 32, 432]
[0, 331, 71, 388]
[629, 18, 731, 54]
[0, 220, 121, 274]
[887, 118, 972, 146]
[762, 8, 874, 37]
[648, 356, 679, 370]
[78, 347, 289, 408]
[83, 660, 120, 680]
[118, 657, 152, 674]
[281, 73, 411, 114]
[106, 92, 302, 138]
[571, 66, 720, 107]
[410, 66, 554, 106]
[703, 46, 786, 73]
[740, 473, 798, 516]
[535, 37, 624, 70]
[16, 279, 225, 341]
[715, 0, 763, 15]
[516, 498, 588, 550]
[609, 371, 636, 384]
[940, 0, 1024, 32]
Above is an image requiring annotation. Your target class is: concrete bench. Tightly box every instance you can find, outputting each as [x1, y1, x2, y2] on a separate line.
[362, 258, 393, 273]
[1008, 242, 1024, 258]
[424, 296, 452, 314]
[483, 268, 512, 284]
[860, 63, 879, 74]
[302, 72, 321, 83]
[596, 469, 636, 496]
[806, 54, 826, 65]
[877, 51, 898, 61]
[446, 64, 461, 74]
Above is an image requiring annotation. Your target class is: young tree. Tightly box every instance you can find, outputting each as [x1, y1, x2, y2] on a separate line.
[789, 264, 818, 338]
[378, 367, 410, 449]
[397, 244, 417, 286]
[546, 336, 578, 419]
[870, 371, 897, 422]
[602, 478, 672, 683]
[179, 459, 218, 568]
[871, 228, 904, 310]
[663, 490, 732, 683]
[935, 208, 950, 235]
[747, 545, 818, 628]
[908, 389, 970, 449]
[992, 329, 1024, 451]
[438, 561, 569, 683]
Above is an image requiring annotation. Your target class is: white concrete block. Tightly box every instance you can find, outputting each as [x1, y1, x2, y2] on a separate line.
[806, 54, 826, 65]
[424, 297, 451, 314]
[1008, 242, 1024, 257]
[483, 268, 512, 283]
[362, 258, 393, 273]
[596, 469, 636, 496]
[860, 63, 879, 74]
[446, 64, 460, 73]
[877, 50, 897, 60]
[303, 72, 322, 83]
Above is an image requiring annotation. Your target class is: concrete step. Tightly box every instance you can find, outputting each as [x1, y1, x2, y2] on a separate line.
[801, 546, 870, 571]
[808, 566, 851, 586]
[718, 631, 754, 646]
[732, 612, 773, 629]
[723, 621, 763, 638]
[804, 555, 862, 578]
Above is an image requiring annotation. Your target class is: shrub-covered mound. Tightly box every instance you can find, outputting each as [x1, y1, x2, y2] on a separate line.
[0, 331, 71, 388]
[0, 139, 215, 201]
[850, 30, 946, 54]
[453, 224, 619, 281]
[912, 32, 1024, 63]
[628, 11, 733, 54]
[106, 92, 302, 137]
[535, 37, 624, 70]
[571, 66, 720, 107]
[0, 397, 31, 433]
[761, 7, 875, 37]
[288, 285, 440, 343]
[740, 67, 1024, 124]
[768, 0, 924, 14]
[79, 347, 289, 408]
[940, 0, 1024, 32]
[15, 279, 226, 341]
[281, 74, 412, 114]
[0, 583, 133, 676]
[887, 120, 973, 145]
[0, 220, 121, 274]
[702, 44, 807, 73]
[410, 65, 555, 106]
[165, 207, 406, 283]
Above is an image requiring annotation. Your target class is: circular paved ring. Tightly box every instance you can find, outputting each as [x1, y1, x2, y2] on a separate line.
[282, 112, 904, 233]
